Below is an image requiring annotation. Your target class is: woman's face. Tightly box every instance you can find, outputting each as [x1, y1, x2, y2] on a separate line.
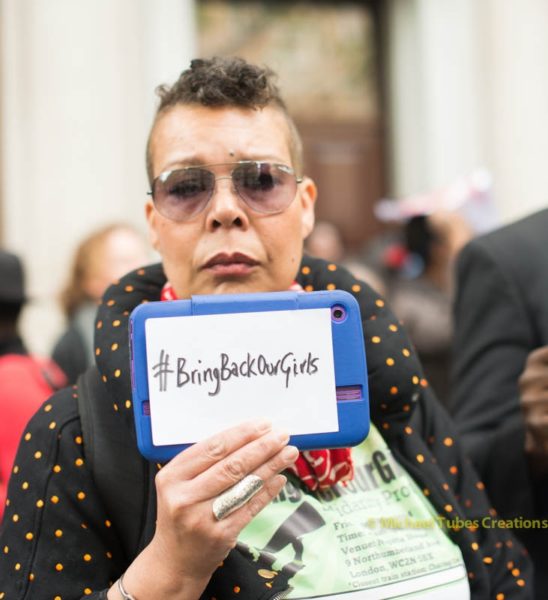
[146, 105, 316, 298]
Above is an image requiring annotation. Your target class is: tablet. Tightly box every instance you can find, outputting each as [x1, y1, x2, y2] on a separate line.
[130, 289, 369, 462]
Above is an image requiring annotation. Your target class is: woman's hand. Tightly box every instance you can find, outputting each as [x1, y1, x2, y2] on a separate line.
[108, 420, 298, 599]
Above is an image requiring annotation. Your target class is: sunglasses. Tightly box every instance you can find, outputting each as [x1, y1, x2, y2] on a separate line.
[149, 161, 303, 222]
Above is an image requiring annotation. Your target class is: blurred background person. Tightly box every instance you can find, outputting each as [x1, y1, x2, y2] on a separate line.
[373, 170, 496, 405]
[305, 220, 387, 295]
[386, 212, 472, 404]
[51, 223, 150, 384]
[304, 220, 346, 263]
[0, 250, 65, 522]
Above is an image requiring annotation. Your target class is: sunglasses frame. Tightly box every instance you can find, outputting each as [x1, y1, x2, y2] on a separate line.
[148, 161, 303, 222]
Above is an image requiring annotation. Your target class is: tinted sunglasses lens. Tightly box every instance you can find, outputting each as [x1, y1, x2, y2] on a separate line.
[233, 163, 297, 213]
[154, 168, 214, 221]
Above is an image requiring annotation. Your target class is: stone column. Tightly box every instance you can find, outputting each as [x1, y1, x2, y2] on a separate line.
[484, 0, 548, 221]
[0, 0, 196, 353]
[385, 0, 488, 199]
[386, 0, 548, 223]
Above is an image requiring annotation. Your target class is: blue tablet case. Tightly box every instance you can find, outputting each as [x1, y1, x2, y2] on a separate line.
[130, 289, 369, 462]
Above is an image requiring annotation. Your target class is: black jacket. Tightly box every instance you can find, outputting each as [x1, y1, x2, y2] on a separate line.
[0, 257, 533, 599]
[450, 208, 548, 594]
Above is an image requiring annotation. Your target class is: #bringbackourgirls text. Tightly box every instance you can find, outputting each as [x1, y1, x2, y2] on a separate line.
[151, 349, 320, 396]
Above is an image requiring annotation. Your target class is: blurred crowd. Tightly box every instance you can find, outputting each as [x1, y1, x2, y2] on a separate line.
[305, 170, 496, 407]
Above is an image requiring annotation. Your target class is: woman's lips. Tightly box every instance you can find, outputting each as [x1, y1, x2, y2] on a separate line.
[202, 253, 259, 276]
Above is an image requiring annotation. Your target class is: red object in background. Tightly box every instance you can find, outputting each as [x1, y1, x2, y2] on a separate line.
[0, 356, 66, 522]
[382, 243, 409, 270]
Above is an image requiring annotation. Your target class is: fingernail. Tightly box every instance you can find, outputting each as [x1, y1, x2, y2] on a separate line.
[277, 430, 290, 444]
[282, 445, 299, 461]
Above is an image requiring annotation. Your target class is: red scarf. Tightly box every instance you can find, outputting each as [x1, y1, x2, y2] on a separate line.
[160, 282, 354, 491]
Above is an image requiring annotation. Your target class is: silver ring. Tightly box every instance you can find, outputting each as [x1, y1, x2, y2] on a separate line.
[212, 474, 264, 520]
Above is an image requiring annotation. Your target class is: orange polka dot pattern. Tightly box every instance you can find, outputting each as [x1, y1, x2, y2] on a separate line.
[0, 389, 125, 598]
[0, 259, 533, 599]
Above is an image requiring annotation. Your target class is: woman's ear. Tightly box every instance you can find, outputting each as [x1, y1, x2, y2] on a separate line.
[145, 201, 160, 251]
[299, 176, 317, 239]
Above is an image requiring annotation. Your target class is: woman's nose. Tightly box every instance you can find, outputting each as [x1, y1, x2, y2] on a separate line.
[205, 176, 249, 229]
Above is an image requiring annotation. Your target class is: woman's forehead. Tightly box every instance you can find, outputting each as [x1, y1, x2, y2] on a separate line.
[149, 105, 294, 174]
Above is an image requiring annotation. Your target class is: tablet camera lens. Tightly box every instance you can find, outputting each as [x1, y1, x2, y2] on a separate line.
[332, 305, 346, 322]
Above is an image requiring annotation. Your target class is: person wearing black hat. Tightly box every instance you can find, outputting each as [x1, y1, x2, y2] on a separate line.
[0, 249, 65, 522]
[0, 249, 28, 355]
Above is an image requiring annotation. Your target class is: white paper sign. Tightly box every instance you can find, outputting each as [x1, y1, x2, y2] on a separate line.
[145, 308, 338, 446]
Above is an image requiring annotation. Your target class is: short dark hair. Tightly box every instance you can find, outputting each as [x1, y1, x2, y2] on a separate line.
[146, 57, 303, 184]
[156, 57, 286, 112]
